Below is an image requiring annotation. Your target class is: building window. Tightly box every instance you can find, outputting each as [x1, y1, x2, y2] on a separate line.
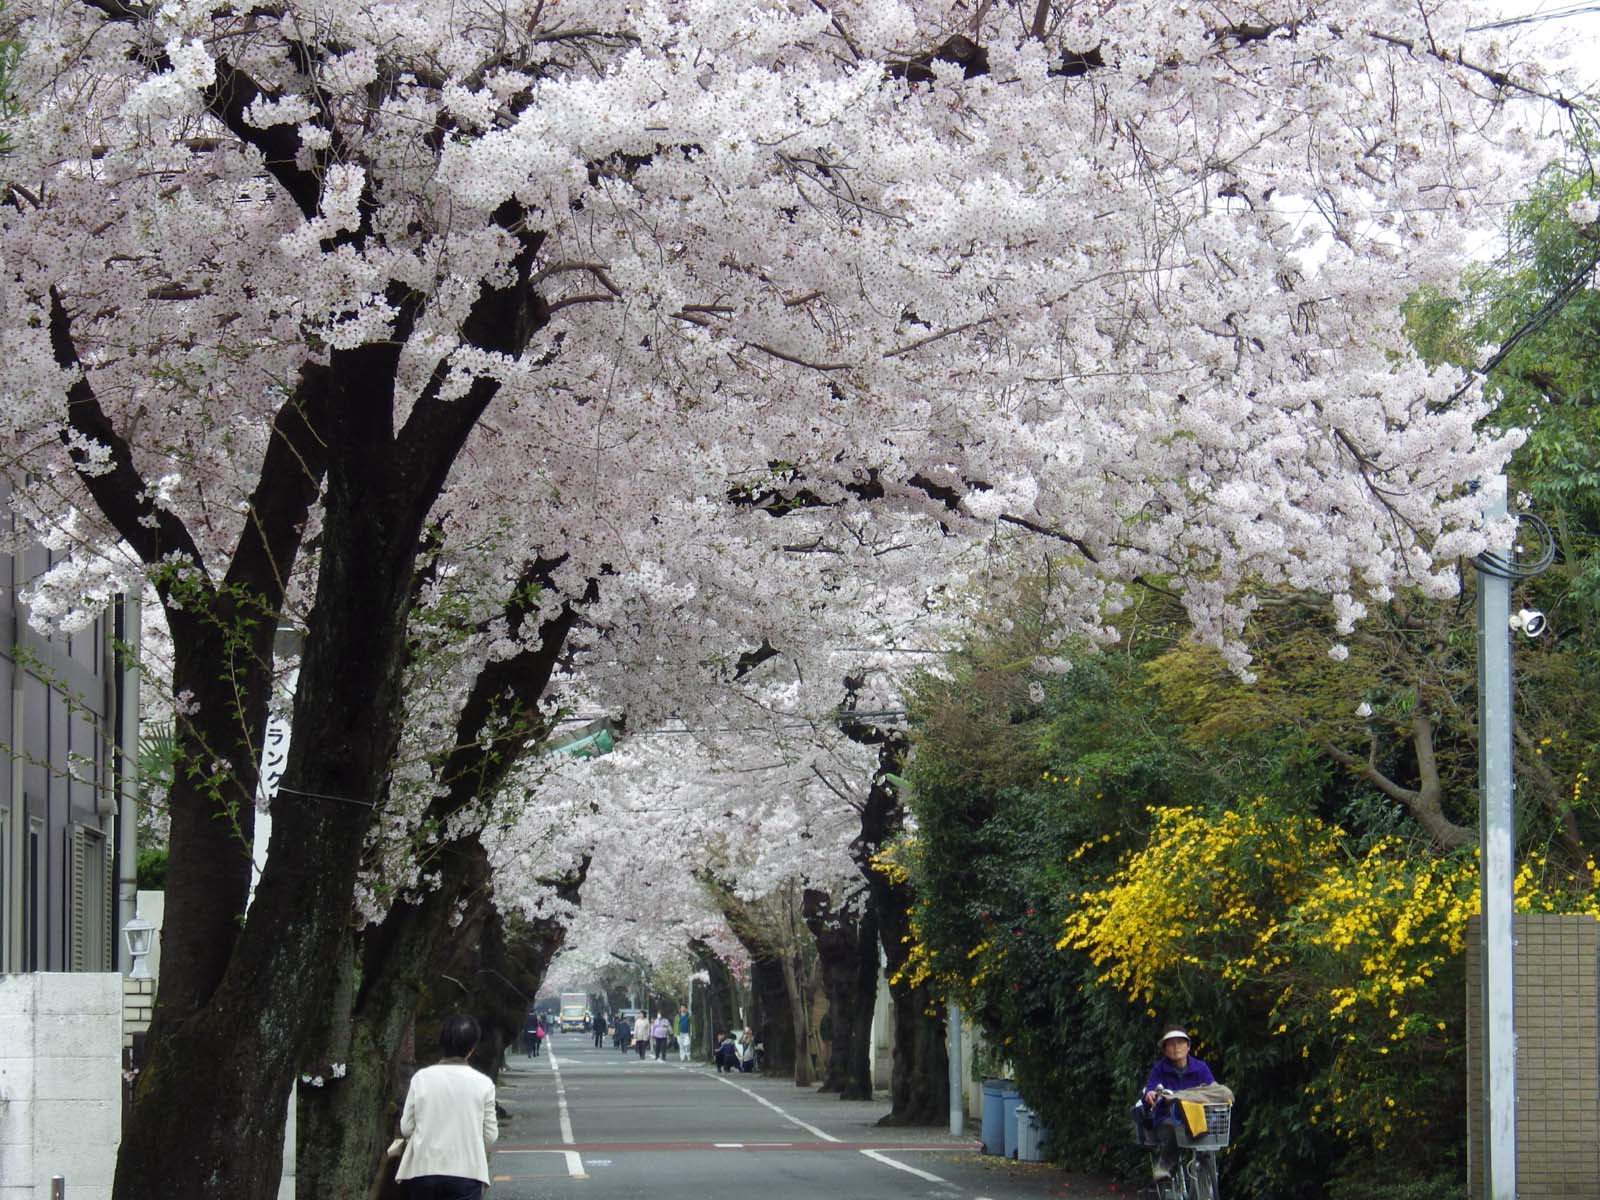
[0, 804, 9, 969]
[26, 815, 42, 971]
[71, 823, 112, 971]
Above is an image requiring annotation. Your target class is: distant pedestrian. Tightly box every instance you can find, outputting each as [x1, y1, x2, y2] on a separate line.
[676, 1005, 692, 1062]
[523, 1013, 541, 1059]
[714, 1031, 738, 1073]
[737, 1027, 757, 1073]
[396, 1014, 497, 1199]
[633, 1012, 651, 1060]
[593, 1011, 607, 1049]
[651, 1012, 671, 1060]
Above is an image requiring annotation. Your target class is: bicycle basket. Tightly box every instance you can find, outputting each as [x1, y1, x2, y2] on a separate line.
[1175, 1103, 1231, 1150]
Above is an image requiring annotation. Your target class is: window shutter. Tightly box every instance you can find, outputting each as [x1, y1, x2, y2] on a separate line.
[103, 831, 116, 969]
[70, 824, 87, 971]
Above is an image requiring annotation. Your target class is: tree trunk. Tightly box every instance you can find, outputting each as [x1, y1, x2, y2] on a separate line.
[843, 903, 879, 1101]
[751, 955, 795, 1074]
[292, 563, 587, 1197]
[296, 844, 583, 1198]
[805, 886, 872, 1097]
[848, 731, 948, 1126]
[780, 952, 814, 1087]
[116, 333, 509, 1199]
[871, 874, 948, 1125]
[295, 840, 490, 1200]
[689, 938, 738, 1058]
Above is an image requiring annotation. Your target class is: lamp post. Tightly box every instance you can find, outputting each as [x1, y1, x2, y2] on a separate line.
[121, 911, 155, 980]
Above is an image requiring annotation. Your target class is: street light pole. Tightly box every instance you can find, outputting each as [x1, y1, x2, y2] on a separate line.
[1476, 474, 1516, 1200]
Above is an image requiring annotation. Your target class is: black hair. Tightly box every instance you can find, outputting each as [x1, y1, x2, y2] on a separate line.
[440, 1014, 481, 1058]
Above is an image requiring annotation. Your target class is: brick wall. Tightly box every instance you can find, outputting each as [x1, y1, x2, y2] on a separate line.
[0, 973, 122, 1200]
[122, 977, 154, 1051]
[1466, 913, 1600, 1198]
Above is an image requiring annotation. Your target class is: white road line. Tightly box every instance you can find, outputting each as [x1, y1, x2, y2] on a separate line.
[710, 1074, 841, 1142]
[494, 1149, 589, 1179]
[859, 1148, 950, 1184]
[543, 1046, 586, 1178]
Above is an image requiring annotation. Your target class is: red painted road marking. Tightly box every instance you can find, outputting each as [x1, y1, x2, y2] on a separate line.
[494, 1141, 981, 1153]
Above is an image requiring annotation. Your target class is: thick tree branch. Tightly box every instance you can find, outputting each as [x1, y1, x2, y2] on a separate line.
[79, 2, 338, 223]
[1321, 712, 1473, 849]
[222, 362, 333, 603]
[394, 209, 549, 524]
[48, 287, 209, 581]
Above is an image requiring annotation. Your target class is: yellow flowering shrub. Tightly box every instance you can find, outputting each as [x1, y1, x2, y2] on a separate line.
[1061, 796, 1600, 1148]
[1059, 802, 1338, 1002]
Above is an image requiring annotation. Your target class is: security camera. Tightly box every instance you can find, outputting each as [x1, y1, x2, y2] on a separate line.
[1508, 608, 1548, 638]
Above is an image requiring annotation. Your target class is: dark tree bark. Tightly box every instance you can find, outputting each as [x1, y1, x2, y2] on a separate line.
[750, 955, 796, 1075]
[846, 727, 948, 1126]
[703, 874, 801, 1081]
[62, 47, 555, 1179]
[844, 903, 880, 1101]
[297, 854, 581, 1198]
[689, 937, 738, 1058]
[804, 886, 875, 1098]
[295, 569, 591, 1197]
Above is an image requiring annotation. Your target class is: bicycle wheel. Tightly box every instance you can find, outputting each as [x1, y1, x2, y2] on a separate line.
[1192, 1152, 1220, 1200]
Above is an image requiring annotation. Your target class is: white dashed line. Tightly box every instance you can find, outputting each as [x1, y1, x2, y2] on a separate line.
[543, 1047, 587, 1178]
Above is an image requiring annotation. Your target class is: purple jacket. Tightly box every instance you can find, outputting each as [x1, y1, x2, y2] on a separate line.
[1143, 1056, 1215, 1117]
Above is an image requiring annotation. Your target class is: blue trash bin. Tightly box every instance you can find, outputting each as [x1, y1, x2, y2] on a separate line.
[981, 1079, 1017, 1155]
[1002, 1090, 1024, 1158]
[1015, 1106, 1045, 1161]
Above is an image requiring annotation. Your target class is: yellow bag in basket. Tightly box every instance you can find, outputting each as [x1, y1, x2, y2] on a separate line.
[1179, 1100, 1208, 1138]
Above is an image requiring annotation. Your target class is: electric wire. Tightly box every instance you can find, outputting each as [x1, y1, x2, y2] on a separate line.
[1474, 511, 1558, 579]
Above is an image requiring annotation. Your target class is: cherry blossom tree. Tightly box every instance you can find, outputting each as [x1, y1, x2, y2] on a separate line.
[0, 0, 1567, 1193]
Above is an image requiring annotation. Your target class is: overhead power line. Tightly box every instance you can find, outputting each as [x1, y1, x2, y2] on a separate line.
[1469, 3, 1600, 31]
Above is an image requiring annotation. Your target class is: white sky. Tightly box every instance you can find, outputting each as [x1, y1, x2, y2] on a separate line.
[1484, 1, 1600, 86]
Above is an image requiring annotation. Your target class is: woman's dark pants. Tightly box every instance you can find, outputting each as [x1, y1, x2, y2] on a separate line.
[407, 1177, 483, 1200]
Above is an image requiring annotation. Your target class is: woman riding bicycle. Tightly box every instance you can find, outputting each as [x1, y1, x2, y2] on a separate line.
[1138, 1028, 1214, 1181]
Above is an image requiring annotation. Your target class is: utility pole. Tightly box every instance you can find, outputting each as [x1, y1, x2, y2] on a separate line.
[947, 999, 964, 1136]
[1475, 474, 1517, 1200]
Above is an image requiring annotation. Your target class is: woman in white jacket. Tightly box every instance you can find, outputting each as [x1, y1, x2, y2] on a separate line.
[396, 1014, 498, 1199]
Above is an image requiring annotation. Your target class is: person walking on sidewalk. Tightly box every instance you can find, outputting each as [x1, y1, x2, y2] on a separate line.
[676, 1005, 692, 1062]
[651, 1012, 671, 1060]
[633, 1012, 651, 1060]
[396, 1013, 498, 1200]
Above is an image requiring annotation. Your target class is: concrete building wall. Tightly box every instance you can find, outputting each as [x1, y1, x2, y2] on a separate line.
[1466, 912, 1600, 1198]
[0, 972, 123, 1200]
[2, 475, 135, 978]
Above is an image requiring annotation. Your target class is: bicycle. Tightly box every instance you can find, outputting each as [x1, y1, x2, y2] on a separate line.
[1131, 1089, 1230, 1200]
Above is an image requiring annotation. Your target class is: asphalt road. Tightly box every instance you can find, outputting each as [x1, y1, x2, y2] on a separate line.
[488, 1031, 1131, 1200]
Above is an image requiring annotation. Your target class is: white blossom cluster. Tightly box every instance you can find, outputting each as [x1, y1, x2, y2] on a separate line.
[0, 0, 1562, 937]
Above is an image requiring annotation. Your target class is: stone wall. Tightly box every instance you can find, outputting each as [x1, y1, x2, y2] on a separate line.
[1466, 912, 1600, 1198]
[0, 973, 122, 1200]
